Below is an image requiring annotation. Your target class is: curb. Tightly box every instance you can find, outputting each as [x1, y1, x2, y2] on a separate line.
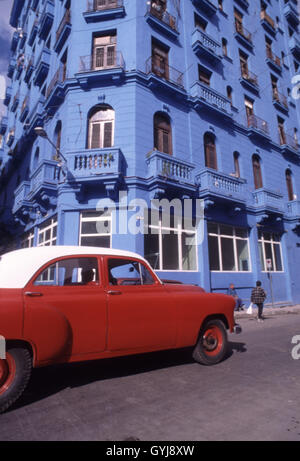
[234, 305, 300, 319]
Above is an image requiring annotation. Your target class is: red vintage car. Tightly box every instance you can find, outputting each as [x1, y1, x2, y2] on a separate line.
[0, 246, 240, 413]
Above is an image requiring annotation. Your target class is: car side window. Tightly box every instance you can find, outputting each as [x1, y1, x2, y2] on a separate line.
[108, 259, 155, 286]
[34, 257, 99, 286]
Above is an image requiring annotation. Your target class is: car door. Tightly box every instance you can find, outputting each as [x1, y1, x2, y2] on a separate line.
[105, 256, 177, 351]
[23, 255, 107, 363]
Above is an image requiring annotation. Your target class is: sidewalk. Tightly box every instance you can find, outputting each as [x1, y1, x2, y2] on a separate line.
[234, 304, 300, 319]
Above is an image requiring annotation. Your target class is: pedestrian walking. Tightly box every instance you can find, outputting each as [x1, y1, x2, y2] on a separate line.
[251, 280, 267, 322]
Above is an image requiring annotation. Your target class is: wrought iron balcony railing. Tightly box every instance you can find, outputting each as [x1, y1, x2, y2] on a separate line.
[145, 57, 184, 88]
[147, 4, 178, 32]
[247, 114, 269, 135]
[78, 51, 125, 73]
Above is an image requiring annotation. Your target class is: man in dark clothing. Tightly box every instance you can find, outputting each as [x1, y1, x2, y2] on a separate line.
[227, 283, 244, 311]
[251, 280, 267, 322]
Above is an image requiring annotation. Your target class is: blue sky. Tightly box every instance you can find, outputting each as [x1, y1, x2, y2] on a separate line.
[0, 0, 13, 117]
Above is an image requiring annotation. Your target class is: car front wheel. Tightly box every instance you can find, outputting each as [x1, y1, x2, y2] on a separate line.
[0, 347, 32, 413]
[193, 319, 228, 365]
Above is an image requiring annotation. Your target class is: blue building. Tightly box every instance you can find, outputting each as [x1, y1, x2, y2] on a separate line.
[0, 0, 300, 305]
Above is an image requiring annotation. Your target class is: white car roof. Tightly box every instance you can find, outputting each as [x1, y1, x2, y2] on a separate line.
[0, 246, 150, 289]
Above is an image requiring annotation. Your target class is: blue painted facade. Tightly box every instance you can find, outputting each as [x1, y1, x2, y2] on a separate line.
[0, 0, 300, 305]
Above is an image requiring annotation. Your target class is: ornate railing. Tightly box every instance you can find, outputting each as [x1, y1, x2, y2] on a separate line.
[147, 4, 178, 32]
[247, 114, 269, 135]
[78, 51, 124, 72]
[191, 81, 231, 114]
[145, 57, 184, 88]
[252, 188, 284, 212]
[146, 150, 195, 185]
[196, 169, 247, 201]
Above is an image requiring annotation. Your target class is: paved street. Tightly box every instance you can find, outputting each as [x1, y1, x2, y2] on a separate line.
[0, 311, 300, 441]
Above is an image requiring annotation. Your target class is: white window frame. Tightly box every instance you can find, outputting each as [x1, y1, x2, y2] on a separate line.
[88, 108, 115, 149]
[208, 223, 251, 273]
[258, 232, 284, 273]
[145, 215, 198, 272]
[79, 211, 112, 248]
[21, 231, 34, 248]
[38, 217, 57, 247]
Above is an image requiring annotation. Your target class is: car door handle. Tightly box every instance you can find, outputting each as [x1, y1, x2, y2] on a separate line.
[107, 290, 122, 295]
[25, 292, 43, 297]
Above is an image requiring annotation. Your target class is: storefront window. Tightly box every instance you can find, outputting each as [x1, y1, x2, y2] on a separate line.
[258, 231, 283, 272]
[208, 222, 251, 272]
[80, 210, 111, 247]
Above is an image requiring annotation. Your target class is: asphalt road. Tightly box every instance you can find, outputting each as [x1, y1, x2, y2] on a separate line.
[0, 312, 300, 441]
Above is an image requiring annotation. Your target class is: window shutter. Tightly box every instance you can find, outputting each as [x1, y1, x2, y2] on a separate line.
[94, 47, 105, 68]
[103, 122, 113, 148]
[204, 135, 217, 170]
[106, 46, 116, 67]
[90, 123, 101, 149]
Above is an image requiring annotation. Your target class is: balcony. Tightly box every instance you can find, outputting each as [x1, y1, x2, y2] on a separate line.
[145, 4, 179, 40]
[11, 91, 20, 112]
[13, 181, 31, 215]
[286, 200, 300, 220]
[83, 0, 125, 22]
[0, 117, 8, 135]
[11, 31, 19, 52]
[145, 57, 185, 95]
[28, 19, 39, 46]
[4, 86, 12, 106]
[38, 0, 54, 40]
[45, 66, 67, 114]
[247, 114, 269, 139]
[279, 132, 299, 155]
[6, 130, 15, 147]
[191, 29, 222, 63]
[146, 151, 195, 190]
[260, 10, 276, 35]
[20, 95, 30, 122]
[26, 98, 46, 136]
[76, 52, 125, 87]
[66, 148, 125, 185]
[234, 0, 249, 10]
[192, 0, 217, 16]
[29, 160, 60, 200]
[284, 2, 299, 27]
[24, 57, 35, 83]
[190, 81, 232, 117]
[272, 89, 288, 113]
[54, 9, 71, 53]
[34, 48, 51, 87]
[196, 168, 247, 204]
[240, 69, 259, 93]
[7, 58, 16, 78]
[234, 21, 253, 49]
[289, 36, 300, 59]
[266, 49, 282, 74]
[252, 188, 284, 214]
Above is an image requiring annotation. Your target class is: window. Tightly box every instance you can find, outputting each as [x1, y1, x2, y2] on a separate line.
[258, 231, 283, 272]
[198, 65, 211, 86]
[208, 223, 251, 272]
[80, 210, 111, 247]
[154, 112, 172, 155]
[38, 217, 57, 246]
[152, 40, 169, 80]
[271, 74, 279, 100]
[277, 116, 286, 145]
[32, 147, 40, 171]
[93, 35, 116, 70]
[94, 0, 119, 11]
[252, 155, 263, 190]
[222, 38, 228, 57]
[34, 257, 99, 286]
[239, 50, 249, 79]
[286, 169, 294, 201]
[233, 151, 240, 178]
[88, 105, 114, 149]
[21, 231, 34, 248]
[245, 96, 254, 121]
[204, 132, 217, 170]
[144, 212, 197, 271]
[108, 258, 155, 286]
[195, 14, 207, 31]
[226, 85, 232, 104]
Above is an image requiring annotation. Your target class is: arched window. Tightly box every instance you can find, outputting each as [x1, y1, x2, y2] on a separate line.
[204, 132, 217, 170]
[88, 105, 115, 149]
[252, 155, 263, 189]
[153, 112, 172, 155]
[286, 169, 294, 201]
[227, 85, 233, 104]
[233, 151, 240, 178]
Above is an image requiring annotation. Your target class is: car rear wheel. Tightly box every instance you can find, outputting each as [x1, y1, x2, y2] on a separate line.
[0, 347, 32, 413]
[193, 319, 228, 365]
